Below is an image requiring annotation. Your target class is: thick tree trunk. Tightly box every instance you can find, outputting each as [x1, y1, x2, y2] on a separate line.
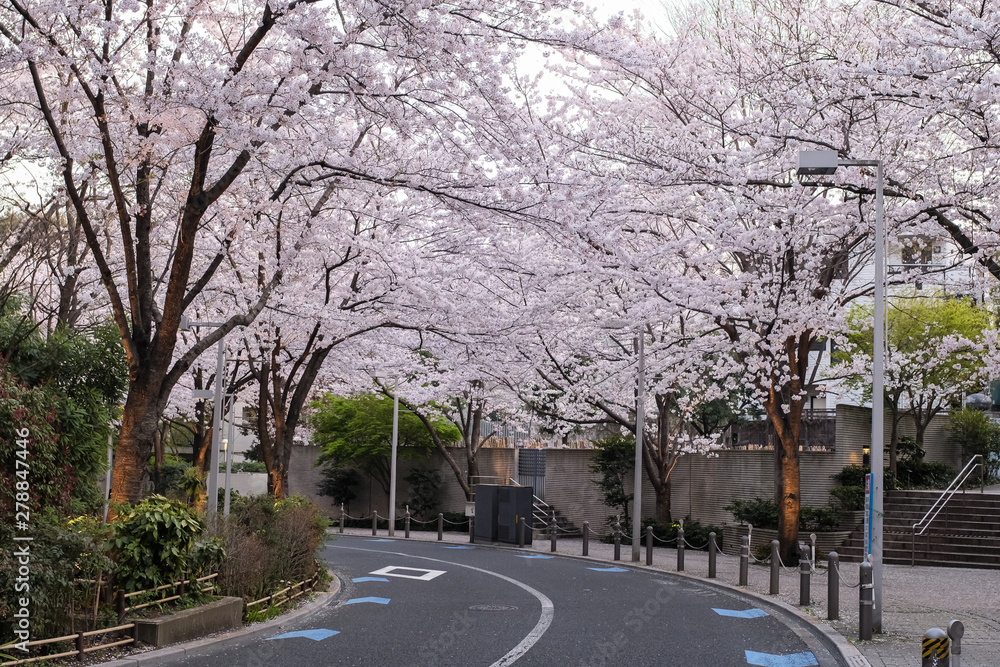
[109, 384, 161, 510]
[654, 479, 671, 524]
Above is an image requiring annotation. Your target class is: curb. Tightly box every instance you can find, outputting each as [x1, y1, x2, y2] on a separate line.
[95, 572, 341, 666]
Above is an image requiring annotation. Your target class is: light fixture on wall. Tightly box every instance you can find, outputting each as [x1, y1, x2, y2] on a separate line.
[863, 445, 871, 467]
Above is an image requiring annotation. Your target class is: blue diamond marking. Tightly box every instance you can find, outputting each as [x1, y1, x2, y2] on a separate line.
[352, 577, 389, 583]
[266, 629, 339, 641]
[744, 650, 818, 667]
[515, 554, 553, 559]
[713, 608, 769, 618]
[345, 597, 390, 605]
[588, 567, 628, 572]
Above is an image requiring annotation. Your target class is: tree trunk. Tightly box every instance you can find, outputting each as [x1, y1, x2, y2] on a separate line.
[108, 384, 161, 511]
[654, 479, 671, 524]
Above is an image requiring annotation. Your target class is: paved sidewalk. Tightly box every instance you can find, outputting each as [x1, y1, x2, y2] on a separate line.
[332, 526, 996, 666]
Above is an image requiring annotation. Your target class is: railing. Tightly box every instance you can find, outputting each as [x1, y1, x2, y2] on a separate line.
[911, 455, 983, 566]
[508, 478, 548, 508]
[0, 624, 138, 666]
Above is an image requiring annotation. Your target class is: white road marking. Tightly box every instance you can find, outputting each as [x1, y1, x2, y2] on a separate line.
[369, 565, 447, 581]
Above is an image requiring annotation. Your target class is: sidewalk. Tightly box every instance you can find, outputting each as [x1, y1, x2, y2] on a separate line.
[332, 526, 998, 666]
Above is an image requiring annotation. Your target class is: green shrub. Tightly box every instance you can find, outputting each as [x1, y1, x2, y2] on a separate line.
[832, 465, 868, 488]
[639, 517, 721, 550]
[895, 461, 956, 489]
[111, 495, 205, 591]
[724, 497, 779, 528]
[830, 485, 865, 512]
[222, 461, 267, 473]
[799, 505, 840, 532]
[403, 468, 442, 519]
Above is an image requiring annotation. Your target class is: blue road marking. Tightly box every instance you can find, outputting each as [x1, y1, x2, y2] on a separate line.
[345, 597, 391, 605]
[515, 554, 553, 559]
[744, 650, 818, 667]
[444, 546, 474, 549]
[352, 577, 389, 583]
[712, 608, 769, 618]
[367, 539, 393, 542]
[587, 567, 628, 572]
[265, 629, 339, 641]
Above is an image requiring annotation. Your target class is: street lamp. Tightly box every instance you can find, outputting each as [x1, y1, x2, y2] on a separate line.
[389, 389, 399, 536]
[798, 149, 885, 631]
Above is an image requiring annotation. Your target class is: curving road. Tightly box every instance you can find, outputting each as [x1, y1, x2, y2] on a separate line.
[139, 535, 845, 666]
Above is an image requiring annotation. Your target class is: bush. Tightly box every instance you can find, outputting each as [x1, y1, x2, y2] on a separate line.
[830, 485, 864, 512]
[724, 497, 779, 528]
[895, 460, 956, 489]
[317, 466, 360, 511]
[640, 517, 721, 550]
[111, 495, 205, 591]
[799, 505, 840, 532]
[832, 464, 868, 488]
[403, 468, 442, 519]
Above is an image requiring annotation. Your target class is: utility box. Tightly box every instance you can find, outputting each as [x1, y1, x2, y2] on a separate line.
[498, 485, 533, 545]
[474, 485, 499, 542]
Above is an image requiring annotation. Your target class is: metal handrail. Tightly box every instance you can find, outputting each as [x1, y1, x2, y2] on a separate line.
[911, 455, 982, 566]
[508, 478, 549, 508]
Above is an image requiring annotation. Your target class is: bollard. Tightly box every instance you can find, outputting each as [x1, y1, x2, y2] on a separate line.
[583, 521, 590, 557]
[372, 512, 378, 536]
[437, 513, 444, 541]
[470, 516, 475, 544]
[518, 517, 525, 548]
[827, 552, 839, 620]
[339, 503, 345, 534]
[739, 536, 749, 586]
[646, 526, 653, 566]
[859, 561, 873, 640]
[948, 620, 964, 667]
[405, 507, 411, 539]
[769, 540, 780, 595]
[550, 513, 557, 553]
[613, 518, 621, 561]
[922, 627, 950, 666]
[677, 526, 685, 571]
[799, 543, 811, 606]
[810, 532, 817, 570]
[708, 532, 717, 579]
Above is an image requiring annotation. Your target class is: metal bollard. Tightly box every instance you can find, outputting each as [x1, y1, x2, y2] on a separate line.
[518, 517, 525, 548]
[859, 561, 873, 640]
[583, 521, 589, 557]
[645, 526, 653, 566]
[372, 512, 378, 536]
[550, 513, 557, 553]
[437, 513, 443, 541]
[677, 527, 685, 571]
[739, 536, 749, 586]
[799, 543, 811, 606]
[469, 516, 475, 543]
[613, 519, 621, 561]
[948, 620, 964, 667]
[922, 627, 950, 666]
[708, 532, 717, 579]
[769, 540, 780, 595]
[404, 507, 411, 539]
[339, 503, 345, 534]
[827, 552, 839, 620]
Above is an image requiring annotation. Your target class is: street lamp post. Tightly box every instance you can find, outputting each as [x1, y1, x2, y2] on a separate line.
[798, 150, 885, 630]
[388, 390, 399, 536]
[632, 332, 645, 562]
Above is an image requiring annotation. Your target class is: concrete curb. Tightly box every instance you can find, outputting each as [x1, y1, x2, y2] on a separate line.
[95, 572, 341, 666]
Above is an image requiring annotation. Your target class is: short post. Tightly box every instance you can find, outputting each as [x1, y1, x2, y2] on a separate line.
[948, 619, 964, 667]
[922, 627, 950, 667]
[518, 517, 525, 548]
[613, 518, 621, 561]
[76, 629, 86, 659]
[859, 561, 873, 640]
[827, 552, 839, 620]
[404, 506, 411, 539]
[469, 516, 475, 543]
[437, 513, 444, 541]
[708, 532, 717, 579]
[371, 512, 378, 536]
[810, 532, 817, 570]
[739, 535, 749, 586]
[677, 525, 685, 571]
[769, 540, 780, 595]
[339, 503, 345, 534]
[550, 514, 557, 553]
[799, 543, 811, 606]
[645, 526, 653, 566]
[583, 521, 590, 557]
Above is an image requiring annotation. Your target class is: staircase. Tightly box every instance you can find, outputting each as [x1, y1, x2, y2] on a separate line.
[838, 489, 1000, 568]
[530, 501, 580, 535]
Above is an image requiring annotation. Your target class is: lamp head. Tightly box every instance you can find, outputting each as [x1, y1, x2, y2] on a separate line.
[797, 150, 840, 176]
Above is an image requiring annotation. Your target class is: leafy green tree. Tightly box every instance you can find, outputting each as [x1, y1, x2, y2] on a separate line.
[310, 394, 460, 497]
[838, 292, 993, 472]
[317, 467, 360, 513]
[948, 408, 1000, 481]
[589, 435, 635, 533]
[110, 495, 205, 591]
[402, 468, 443, 519]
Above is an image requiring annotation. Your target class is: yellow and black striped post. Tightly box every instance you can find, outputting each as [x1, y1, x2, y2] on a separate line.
[922, 627, 950, 666]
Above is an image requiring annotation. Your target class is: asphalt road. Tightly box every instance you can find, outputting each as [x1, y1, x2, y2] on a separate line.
[144, 535, 846, 666]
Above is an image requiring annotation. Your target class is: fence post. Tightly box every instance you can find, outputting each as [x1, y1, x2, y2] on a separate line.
[769, 540, 780, 595]
[339, 503, 345, 534]
[583, 521, 590, 557]
[799, 543, 811, 606]
[646, 526, 653, 566]
[405, 506, 411, 539]
[76, 630, 86, 660]
[518, 516, 526, 548]
[437, 513, 443, 541]
[859, 561, 873, 640]
[739, 536, 749, 586]
[708, 532, 717, 579]
[948, 619, 964, 667]
[922, 628, 949, 667]
[550, 513, 557, 553]
[116, 590, 126, 620]
[469, 516, 475, 544]
[677, 525, 685, 571]
[372, 512, 378, 536]
[828, 551, 839, 620]
[613, 518, 621, 561]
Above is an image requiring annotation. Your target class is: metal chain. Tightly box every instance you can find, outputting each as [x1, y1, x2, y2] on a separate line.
[832, 560, 861, 589]
[774, 551, 799, 573]
[683, 537, 709, 550]
[650, 532, 677, 544]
